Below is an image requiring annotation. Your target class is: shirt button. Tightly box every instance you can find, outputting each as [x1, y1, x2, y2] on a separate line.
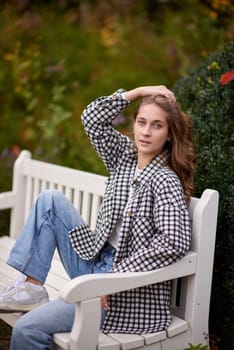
[128, 211, 133, 217]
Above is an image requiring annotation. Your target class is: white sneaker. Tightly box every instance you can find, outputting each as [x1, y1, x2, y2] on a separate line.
[0, 280, 49, 313]
[0, 274, 26, 297]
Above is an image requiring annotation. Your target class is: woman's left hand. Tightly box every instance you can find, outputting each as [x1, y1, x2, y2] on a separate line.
[101, 295, 110, 310]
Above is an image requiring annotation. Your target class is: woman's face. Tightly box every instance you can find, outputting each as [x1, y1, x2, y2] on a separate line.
[133, 103, 169, 165]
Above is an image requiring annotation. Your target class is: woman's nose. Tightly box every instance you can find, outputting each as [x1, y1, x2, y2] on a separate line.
[142, 125, 151, 135]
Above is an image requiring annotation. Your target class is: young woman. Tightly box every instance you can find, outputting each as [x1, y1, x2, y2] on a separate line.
[0, 86, 195, 349]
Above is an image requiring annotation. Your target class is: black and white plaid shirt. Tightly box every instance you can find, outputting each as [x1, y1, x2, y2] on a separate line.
[68, 89, 191, 334]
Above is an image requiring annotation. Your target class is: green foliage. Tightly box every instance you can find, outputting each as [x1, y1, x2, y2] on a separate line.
[0, 0, 232, 177]
[174, 40, 234, 350]
[184, 343, 208, 350]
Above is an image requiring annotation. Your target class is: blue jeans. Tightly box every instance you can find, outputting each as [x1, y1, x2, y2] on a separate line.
[7, 190, 115, 350]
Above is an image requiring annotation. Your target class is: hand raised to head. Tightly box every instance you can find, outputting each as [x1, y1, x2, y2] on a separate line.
[123, 85, 176, 103]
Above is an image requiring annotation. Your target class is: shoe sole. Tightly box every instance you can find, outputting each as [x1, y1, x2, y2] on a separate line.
[0, 301, 49, 313]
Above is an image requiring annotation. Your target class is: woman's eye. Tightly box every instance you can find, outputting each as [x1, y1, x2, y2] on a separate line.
[137, 120, 145, 126]
[152, 123, 162, 129]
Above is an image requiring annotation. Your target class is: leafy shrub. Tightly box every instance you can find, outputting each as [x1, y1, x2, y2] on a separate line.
[0, 1, 233, 177]
[184, 343, 208, 350]
[174, 40, 234, 350]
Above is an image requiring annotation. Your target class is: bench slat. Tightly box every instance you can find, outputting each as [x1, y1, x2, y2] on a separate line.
[0, 191, 16, 210]
[142, 330, 167, 345]
[166, 316, 189, 338]
[53, 333, 70, 350]
[80, 191, 91, 224]
[53, 332, 123, 350]
[0, 235, 16, 250]
[107, 334, 144, 350]
[98, 333, 121, 350]
[23, 159, 106, 195]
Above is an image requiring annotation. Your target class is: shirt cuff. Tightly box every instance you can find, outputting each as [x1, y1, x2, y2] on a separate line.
[111, 89, 130, 102]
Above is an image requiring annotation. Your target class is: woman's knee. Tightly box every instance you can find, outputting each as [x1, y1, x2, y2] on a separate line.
[37, 189, 68, 213]
[11, 312, 51, 349]
[10, 300, 76, 349]
[12, 315, 30, 342]
[38, 189, 65, 203]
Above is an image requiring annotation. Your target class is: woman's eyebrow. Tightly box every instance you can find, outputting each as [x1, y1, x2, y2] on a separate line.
[138, 116, 163, 121]
[137, 115, 166, 124]
[150, 118, 166, 124]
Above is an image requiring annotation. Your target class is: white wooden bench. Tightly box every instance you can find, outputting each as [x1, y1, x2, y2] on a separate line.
[0, 150, 219, 350]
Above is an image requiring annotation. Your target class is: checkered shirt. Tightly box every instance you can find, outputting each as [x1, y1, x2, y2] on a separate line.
[68, 89, 191, 334]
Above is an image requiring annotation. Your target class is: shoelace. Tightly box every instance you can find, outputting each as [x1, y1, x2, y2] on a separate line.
[1, 274, 26, 295]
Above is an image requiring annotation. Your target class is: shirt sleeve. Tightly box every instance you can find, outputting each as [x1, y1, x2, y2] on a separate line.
[81, 89, 131, 173]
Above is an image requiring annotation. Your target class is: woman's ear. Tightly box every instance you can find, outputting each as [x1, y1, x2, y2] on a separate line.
[167, 130, 172, 143]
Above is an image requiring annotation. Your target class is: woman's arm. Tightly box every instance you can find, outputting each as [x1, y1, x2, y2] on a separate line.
[123, 86, 176, 102]
[81, 90, 131, 173]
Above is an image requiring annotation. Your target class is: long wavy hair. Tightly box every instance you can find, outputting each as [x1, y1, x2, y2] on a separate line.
[134, 95, 196, 202]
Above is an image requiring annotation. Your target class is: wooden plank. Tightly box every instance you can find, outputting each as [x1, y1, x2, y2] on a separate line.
[57, 183, 65, 193]
[142, 342, 162, 350]
[161, 329, 190, 350]
[0, 191, 16, 209]
[23, 159, 107, 196]
[0, 260, 24, 283]
[24, 176, 33, 221]
[108, 333, 144, 350]
[90, 194, 102, 231]
[143, 330, 167, 345]
[81, 191, 91, 224]
[45, 272, 69, 292]
[72, 189, 81, 212]
[98, 333, 120, 350]
[33, 178, 40, 203]
[50, 257, 69, 280]
[53, 333, 70, 350]
[64, 187, 72, 202]
[0, 236, 15, 249]
[0, 270, 15, 290]
[166, 316, 189, 338]
[0, 312, 22, 328]
[53, 331, 122, 350]
[188, 197, 199, 217]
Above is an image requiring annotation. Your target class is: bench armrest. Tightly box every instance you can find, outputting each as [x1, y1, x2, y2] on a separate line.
[59, 252, 196, 350]
[0, 191, 16, 210]
[60, 252, 197, 303]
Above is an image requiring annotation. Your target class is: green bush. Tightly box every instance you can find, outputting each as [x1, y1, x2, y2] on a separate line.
[184, 343, 208, 350]
[174, 40, 234, 350]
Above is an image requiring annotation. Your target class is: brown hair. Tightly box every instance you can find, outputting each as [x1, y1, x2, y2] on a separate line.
[134, 95, 196, 202]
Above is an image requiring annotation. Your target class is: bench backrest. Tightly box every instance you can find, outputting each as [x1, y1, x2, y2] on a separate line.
[10, 150, 106, 238]
[9, 150, 219, 344]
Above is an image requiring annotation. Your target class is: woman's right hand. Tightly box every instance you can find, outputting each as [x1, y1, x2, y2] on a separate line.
[123, 86, 176, 102]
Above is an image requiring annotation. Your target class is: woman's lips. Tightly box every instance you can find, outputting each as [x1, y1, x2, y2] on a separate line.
[139, 139, 151, 145]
